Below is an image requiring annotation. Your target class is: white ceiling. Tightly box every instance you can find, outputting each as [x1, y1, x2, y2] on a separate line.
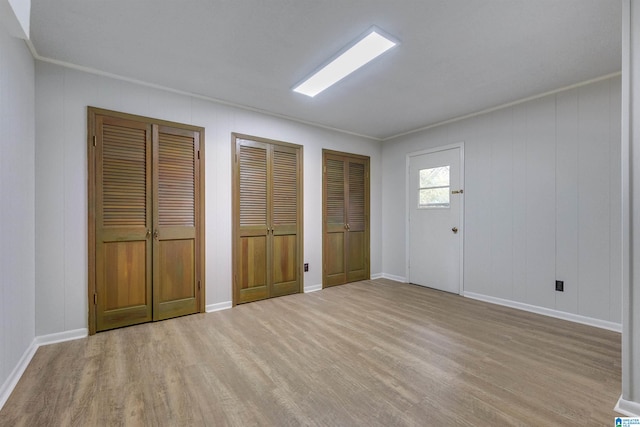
[30, 0, 621, 140]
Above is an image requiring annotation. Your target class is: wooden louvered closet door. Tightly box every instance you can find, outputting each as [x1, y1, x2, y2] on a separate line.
[153, 125, 200, 320]
[323, 150, 370, 288]
[94, 115, 153, 331]
[233, 134, 302, 305]
[89, 108, 204, 334]
[271, 144, 301, 297]
[236, 140, 270, 303]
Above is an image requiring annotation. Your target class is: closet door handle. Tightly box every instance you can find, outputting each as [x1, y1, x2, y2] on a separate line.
[153, 230, 159, 239]
[146, 229, 151, 239]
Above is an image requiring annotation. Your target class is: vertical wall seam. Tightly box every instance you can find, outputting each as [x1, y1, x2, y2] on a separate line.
[577, 85, 582, 318]
[62, 68, 67, 331]
[609, 78, 614, 323]
[554, 94, 558, 310]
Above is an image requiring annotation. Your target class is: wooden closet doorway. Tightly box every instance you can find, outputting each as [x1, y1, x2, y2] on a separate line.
[88, 107, 205, 334]
[232, 134, 303, 305]
[323, 150, 370, 287]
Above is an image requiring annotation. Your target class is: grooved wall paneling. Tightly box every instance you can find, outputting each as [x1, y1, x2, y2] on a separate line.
[382, 76, 622, 324]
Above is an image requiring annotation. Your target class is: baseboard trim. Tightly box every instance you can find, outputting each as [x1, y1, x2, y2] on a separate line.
[616, 395, 640, 416]
[464, 292, 622, 332]
[370, 273, 383, 280]
[304, 284, 322, 293]
[0, 328, 87, 411]
[35, 328, 88, 346]
[379, 273, 407, 283]
[206, 301, 232, 313]
[0, 338, 38, 410]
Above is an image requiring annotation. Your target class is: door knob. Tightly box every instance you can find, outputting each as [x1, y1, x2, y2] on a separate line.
[452, 227, 458, 234]
[153, 230, 159, 239]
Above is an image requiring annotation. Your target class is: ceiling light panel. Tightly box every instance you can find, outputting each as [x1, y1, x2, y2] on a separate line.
[293, 27, 398, 97]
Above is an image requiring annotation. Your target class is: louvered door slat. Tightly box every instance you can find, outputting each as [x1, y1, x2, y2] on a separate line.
[348, 162, 365, 231]
[102, 124, 148, 227]
[273, 149, 297, 226]
[239, 145, 267, 227]
[326, 158, 345, 226]
[158, 132, 195, 227]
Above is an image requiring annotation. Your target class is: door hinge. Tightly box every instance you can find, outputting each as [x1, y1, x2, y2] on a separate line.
[92, 136, 96, 147]
[197, 150, 200, 160]
[323, 165, 326, 173]
[198, 280, 201, 290]
[93, 293, 97, 305]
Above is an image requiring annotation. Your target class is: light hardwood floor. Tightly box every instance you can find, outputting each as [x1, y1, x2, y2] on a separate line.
[0, 279, 621, 426]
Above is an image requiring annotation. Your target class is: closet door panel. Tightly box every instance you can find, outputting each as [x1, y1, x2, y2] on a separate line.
[95, 116, 152, 331]
[346, 231, 367, 281]
[323, 156, 347, 286]
[158, 240, 195, 302]
[271, 145, 300, 297]
[240, 235, 267, 293]
[104, 242, 147, 309]
[153, 125, 200, 320]
[236, 140, 270, 303]
[324, 233, 346, 287]
[346, 160, 368, 282]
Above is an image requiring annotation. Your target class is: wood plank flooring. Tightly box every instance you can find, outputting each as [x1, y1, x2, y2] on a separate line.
[0, 279, 621, 426]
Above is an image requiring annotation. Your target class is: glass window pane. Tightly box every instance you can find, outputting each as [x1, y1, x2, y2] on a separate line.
[419, 188, 450, 207]
[419, 166, 449, 188]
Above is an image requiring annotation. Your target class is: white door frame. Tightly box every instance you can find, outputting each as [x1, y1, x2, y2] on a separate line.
[405, 142, 465, 295]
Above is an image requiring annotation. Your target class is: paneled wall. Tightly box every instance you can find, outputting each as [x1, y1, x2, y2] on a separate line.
[34, 61, 383, 336]
[0, 26, 35, 400]
[382, 76, 621, 325]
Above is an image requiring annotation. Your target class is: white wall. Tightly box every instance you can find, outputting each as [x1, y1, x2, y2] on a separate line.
[382, 76, 621, 325]
[0, 24, 35, 400]
[34, 61, 383, 335]
[0, 0, 30, 39]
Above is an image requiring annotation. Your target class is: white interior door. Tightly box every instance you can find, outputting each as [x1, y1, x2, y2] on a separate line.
[408, 146, 463, 293]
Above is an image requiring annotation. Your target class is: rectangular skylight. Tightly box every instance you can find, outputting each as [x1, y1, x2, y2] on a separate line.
[293, 28, 398, 97]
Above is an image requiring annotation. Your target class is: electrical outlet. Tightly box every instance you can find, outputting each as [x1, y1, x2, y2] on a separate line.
[555, 280, 564, 292]
[304, 263, 309, 272]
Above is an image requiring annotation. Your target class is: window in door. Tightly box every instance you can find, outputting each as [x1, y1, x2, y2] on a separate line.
[418, 165, 450, 208]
